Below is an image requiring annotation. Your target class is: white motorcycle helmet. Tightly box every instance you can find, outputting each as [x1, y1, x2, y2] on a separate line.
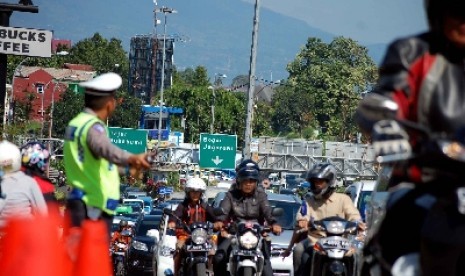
[0, 140, 22, 175]
[185, 177, 207, 194]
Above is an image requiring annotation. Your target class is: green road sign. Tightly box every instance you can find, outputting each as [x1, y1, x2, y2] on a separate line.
[109, 127, 147, 154]
[200, 133, 237, 169]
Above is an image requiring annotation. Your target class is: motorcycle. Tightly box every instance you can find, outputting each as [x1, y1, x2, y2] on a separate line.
[357, 93, 465, 275]
[163, 208, 215, 276]
[309, 216, 362, 276]
[214, 207, 283, 276]
[228, 220, 270, 276]
[111, 228, 133, 276]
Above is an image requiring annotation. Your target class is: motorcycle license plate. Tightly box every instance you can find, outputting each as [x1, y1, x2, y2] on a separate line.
[186, 245, 205, 251]
[114, 252, 125, 256]
[319, 237, 350, 249]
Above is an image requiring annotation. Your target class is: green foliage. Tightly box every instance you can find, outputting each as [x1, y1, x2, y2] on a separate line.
[52, 89, 84, 137]
[273, 36, 378, 141]
[165, 66, 246, 145]
[109, 92, 143, 128]
[68, 33, 129, 90]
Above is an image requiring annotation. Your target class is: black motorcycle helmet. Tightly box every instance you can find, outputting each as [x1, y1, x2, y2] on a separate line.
[306, 163, 337, 199]
[236, 166, 260, 186]
[425, 0, 465, 32]
[119, 220, 128, 230]
[236, 159, 260, 173]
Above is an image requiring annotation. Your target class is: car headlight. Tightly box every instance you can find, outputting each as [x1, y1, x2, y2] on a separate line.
[132, 240, 148, 251]
[192, 228, 208, 244]
[324, 221, 345, 235]
[239, 231, 258, 249]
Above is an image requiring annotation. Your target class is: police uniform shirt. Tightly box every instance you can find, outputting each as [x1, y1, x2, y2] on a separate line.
[83, 107, 131, 166]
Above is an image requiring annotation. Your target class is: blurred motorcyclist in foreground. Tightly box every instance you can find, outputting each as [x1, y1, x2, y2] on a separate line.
[356, 1, 465, 275]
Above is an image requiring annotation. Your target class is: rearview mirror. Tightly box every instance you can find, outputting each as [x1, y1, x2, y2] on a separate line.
[163, 208, 173, 215]
[147, 229, 160, 241]
[357, 93, 399, 121]
[272, 207, 284, 217]
[213, 207, 226, 216]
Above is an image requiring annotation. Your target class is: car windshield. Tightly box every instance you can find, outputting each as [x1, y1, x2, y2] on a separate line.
[269, 199, 300, 230]
[136, 219, 161, 236]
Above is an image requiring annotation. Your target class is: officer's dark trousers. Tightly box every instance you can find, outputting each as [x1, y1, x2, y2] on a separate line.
[66, 199, 113, 239]
[213, 237, 274, 276]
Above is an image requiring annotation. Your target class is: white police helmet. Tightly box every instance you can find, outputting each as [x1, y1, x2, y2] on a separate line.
[185, 177, 207, 193]
[79, 72, 122, 96]
[0, 140, 22, 174]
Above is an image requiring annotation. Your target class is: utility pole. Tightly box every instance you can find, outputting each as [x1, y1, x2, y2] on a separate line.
[154, 6, 176, 149]
[243, 0, 260, 159]
[208, 73, 227, 134]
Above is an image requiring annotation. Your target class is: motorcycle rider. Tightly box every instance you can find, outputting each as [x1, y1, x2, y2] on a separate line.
[168, 177, 219, 276]
[355, 1, 465, 275]
[20, 141, 56, 204]
[290, 163, 364, 276]
[111, 220, 133, 245]
[0, 140, 48, 229]
[213, 161, 282, 276]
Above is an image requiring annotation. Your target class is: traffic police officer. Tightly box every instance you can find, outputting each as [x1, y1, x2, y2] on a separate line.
[63, 72, 151, 235]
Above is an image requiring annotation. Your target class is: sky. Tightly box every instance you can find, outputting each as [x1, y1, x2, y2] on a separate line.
[245, 0, 428, 44]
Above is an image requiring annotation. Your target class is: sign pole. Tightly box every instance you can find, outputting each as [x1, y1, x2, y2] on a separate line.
[0, 2, 38, 130]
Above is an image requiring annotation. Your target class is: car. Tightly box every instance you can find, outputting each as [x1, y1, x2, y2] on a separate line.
[344, 179, 377, 222]
[211, 191, 300, 276]
[364, 166, 392, 231]
[127, 214, 163, 274]
[138, 196, 155, 214]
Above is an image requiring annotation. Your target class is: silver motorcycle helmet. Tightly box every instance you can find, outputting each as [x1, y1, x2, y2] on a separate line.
[306, 163, 337, 199]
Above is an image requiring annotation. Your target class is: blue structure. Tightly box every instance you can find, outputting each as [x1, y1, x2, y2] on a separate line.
[139, 105, 184, 140]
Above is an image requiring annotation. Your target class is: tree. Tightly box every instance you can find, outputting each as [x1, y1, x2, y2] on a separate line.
[69, 33, 129, 90]
[51, 89, 83, 137]
[109, 92, 143, 128]
[165, 67, 246, 145]
[273, 37, 378, 141]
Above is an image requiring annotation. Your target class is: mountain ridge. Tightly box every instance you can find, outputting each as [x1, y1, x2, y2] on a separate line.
[12, 0, 387, 84]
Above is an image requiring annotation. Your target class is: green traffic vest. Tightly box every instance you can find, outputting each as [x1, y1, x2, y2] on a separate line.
[63, 112, 120, 214]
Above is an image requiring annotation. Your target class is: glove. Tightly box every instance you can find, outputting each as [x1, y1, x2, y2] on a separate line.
[372, 120, 411, 161]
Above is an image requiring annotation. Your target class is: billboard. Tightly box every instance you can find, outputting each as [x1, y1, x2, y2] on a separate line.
[0, 26, 53, 57]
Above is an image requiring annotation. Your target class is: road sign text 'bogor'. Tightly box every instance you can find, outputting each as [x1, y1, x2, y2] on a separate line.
[199, 133, 237, 169]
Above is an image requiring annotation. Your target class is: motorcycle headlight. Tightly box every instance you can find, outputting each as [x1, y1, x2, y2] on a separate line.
[132, 240, 148, 251]
[324, 221, 345, 235]
[239, 231, 258, 249]
[192, 228, 208, 244]
[117, 243, 127, 249]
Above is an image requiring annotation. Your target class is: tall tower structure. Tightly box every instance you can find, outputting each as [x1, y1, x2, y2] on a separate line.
[128, 35, 175, 105]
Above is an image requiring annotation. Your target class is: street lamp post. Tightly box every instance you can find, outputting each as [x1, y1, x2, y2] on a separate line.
[154, 6, 177, 148]
[40, 51, 69, 138]
[208, 73, 227, 134]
